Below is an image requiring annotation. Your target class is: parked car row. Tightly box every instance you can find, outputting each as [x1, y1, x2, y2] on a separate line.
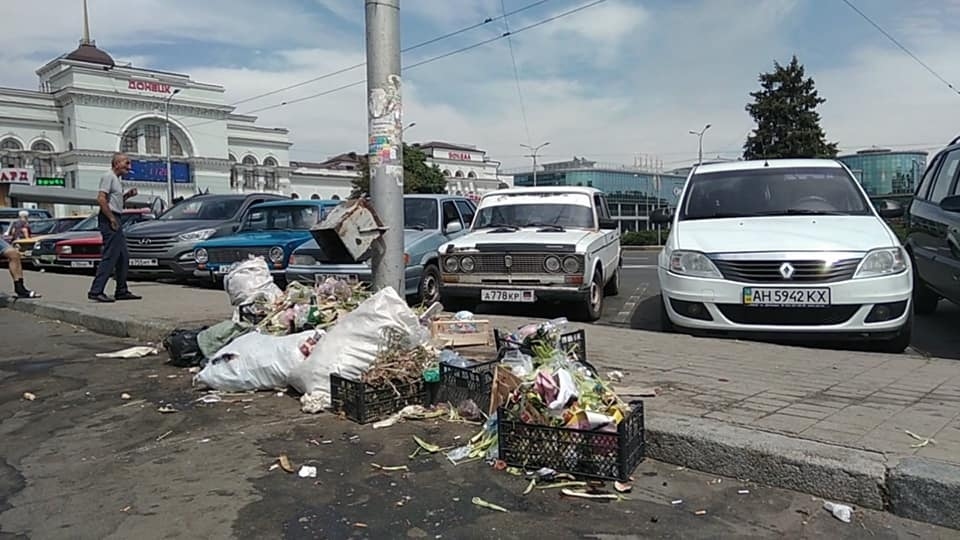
[16, 210, 154, 269]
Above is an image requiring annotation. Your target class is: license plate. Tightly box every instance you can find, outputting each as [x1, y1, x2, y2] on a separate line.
[742, 287, 830, 307]
[70, 261, 94, 268]
[214, 266, 230, 275]
[129, 258, 158, 267]
[40, 255, 55, 262]
[481, 289, 536, 303]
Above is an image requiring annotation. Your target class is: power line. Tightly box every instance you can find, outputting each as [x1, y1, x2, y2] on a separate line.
[840, 0, 960, 96]
[223, 0, 608, 119]
[500, 0, 533, 146]
[230, 0, 553, 108]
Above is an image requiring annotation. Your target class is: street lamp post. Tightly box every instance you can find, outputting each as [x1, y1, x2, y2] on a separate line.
[521, 141, 550, 186]
[164, 88, 181, 205]
[688, 123, 711, 166]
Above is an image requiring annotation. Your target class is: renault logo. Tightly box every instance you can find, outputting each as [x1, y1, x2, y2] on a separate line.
[779, 262, 795, 279]
[138, 238, 151, 245]
[504, 255, 512, 269]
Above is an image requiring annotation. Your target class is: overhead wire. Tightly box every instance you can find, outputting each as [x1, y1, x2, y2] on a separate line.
[499, 0, 533, 146]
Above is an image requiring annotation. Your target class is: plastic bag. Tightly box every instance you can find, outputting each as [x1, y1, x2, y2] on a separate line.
[194, 329, 323, 392]
[224, 256, 282, 307]
[163, 327, 207, 367]
[288, 287, 424, 396]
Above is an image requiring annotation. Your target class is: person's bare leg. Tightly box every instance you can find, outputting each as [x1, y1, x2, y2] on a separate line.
[5, 248, 22, 280]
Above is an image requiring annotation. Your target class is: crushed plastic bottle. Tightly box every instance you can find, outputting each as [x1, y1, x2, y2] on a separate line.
[823, 501, 852, 523]
[440, 349, 474, 368]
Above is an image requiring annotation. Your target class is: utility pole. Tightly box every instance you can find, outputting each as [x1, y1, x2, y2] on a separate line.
[164, 88, 180, 205]
[689, 123, 711, 166]
[365, 0, 404, 294]
[521, 141, 549, 186]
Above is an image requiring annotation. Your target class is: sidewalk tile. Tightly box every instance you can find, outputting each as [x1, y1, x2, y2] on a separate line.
[753, 413, 820, 434]
[800, 427, 866, 446]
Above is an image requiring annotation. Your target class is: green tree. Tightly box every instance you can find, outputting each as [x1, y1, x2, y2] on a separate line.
[743, 55, 838, 160]
[350, 143, 448, 198]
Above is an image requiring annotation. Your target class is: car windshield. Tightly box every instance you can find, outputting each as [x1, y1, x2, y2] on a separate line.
[241, 205, 327, 231]
[28, 219, 58, 235]
[679, 166, 872, 220]
[404, 198, 439, 231]
[72, 214, 99, 231]
[159, 198, 244, 220]
[473, 203, 595, 230]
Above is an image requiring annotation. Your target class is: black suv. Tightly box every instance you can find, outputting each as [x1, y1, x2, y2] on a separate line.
[906, 137, 960, 314]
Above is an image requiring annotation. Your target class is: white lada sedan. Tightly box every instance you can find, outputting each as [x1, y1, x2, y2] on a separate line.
[651, 159, 912, 353]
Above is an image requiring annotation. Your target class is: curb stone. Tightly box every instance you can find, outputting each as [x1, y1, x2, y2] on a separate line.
[3, 295, 959, 529]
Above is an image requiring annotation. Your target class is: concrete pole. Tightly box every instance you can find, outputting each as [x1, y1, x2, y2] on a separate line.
[164, 89, 180, 205]
[365, 0, 404, 294]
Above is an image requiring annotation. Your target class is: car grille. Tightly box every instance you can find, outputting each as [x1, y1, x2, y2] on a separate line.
[35, 240, 57, 254]
[717, 305, 860, 326]
[70, 245, 101, 256]
[712, 258, 861, 283]
[473, 253, 547, 274]
[127, 235, 178, 255]
[207, 247, 271, 264]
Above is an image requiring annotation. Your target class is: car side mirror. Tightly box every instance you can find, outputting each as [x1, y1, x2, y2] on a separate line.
[940, 195, 960, 213]
[231, 223, 241, 232]
[650, 208, 673, 224]
[444, 222, 463, 234]
[876, 199, 905, 219]
[598, 218, 618, 230]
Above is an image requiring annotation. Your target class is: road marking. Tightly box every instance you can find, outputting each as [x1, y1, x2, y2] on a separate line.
[623, 264, 657, 269]
[615, 283, 649, 324]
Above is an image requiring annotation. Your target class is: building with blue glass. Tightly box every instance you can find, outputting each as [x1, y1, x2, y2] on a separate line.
[837, 148, 927, 198]
[510, 157, 687, 231]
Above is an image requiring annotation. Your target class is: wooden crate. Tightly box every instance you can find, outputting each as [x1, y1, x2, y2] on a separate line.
[430, 318, 493, 348]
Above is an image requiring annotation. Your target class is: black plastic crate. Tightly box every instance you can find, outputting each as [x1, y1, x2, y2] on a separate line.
[329, 373, 427, 424]
[494, 328, 588, 364]
[438, 359, 498, 410]
[497, 401, 645, 481]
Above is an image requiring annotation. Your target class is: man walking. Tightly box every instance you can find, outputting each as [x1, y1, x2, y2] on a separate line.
[88, 152, 142, 303]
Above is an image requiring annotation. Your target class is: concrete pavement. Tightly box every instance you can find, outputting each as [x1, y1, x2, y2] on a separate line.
[3, 269, 960, 529]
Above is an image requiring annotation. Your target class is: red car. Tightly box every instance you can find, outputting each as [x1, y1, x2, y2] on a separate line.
[32, 209, 155, 270]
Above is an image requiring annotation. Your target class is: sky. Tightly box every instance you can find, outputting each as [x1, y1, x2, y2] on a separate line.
[3, 0, 960, 170]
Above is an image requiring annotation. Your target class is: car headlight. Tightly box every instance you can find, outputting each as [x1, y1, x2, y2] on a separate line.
[854, 247, 907, 278]
[562, 256, 580, 273]
[178, 228, 217, 242]
[460, 256, 475, 272]
[290, 254, 317, 266]
[668, 250, 722, 279]
[195, 248, 208, 263]
[59, 245, 72, 254]
[544, 255, 561, 273]
[269, 246, 284, 263]
[443, 256, 459, 272]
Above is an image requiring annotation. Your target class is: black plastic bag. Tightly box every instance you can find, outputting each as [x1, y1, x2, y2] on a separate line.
[163, 327, 207, 367]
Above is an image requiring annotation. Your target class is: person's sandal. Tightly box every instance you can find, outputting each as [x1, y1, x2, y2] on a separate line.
[15, 289, 41, 298]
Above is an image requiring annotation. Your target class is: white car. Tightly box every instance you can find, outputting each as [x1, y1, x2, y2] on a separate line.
[438, 186, 621, 321]
[651, 158, 912, 353]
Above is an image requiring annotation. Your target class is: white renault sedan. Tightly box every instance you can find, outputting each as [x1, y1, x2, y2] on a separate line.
[652, 159, 912, 353]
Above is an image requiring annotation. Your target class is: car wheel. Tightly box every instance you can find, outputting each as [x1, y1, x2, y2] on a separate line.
[913, 274, 939, 315]
[604, 263, 621, 296]
[874, 311, 913, 354]
[658, 295, 675, 333]
[576, 271, 604, 322]
[417, 264, 441, 307]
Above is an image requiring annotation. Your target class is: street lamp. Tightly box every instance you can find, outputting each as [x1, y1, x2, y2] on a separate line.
[164, 88, 181, 205]
[688, 124, 711, 166]
[520, 141, 550, 186]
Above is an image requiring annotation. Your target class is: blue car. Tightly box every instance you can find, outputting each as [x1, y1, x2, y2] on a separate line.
[286, 194, 477, 305]
[193, 199, 340, 284]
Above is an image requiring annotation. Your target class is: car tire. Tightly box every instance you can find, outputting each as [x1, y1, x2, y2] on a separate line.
[875, 311, 913, 354]
[658, 295, 675, 333]
[416, 264, 441, 307]
[576, 271, 604, 322]
[913, 274, 939, 315]
[604, 263, 621, 296]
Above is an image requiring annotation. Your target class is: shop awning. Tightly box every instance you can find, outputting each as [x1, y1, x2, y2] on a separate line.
[8, 184, 164, 211]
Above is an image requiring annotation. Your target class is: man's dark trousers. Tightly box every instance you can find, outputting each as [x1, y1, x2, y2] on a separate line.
[89, 214, 130, 296]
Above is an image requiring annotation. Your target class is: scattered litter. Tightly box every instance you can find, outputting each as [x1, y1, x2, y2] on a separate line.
[709, 478, 722, 485]
[413, 435, 442, 453]
[22, 392, 36, 401]
[195, 394, 222, 404]
[121, 505, 132, 513]
[371, 463, 409, 472]
[120, 393, 132, 400]
[166, 374, 178, 379]
[823, 501, 852, 523]
[300, 392, 328, 414]
[694, 510, 707, 516]
[904, 430, 936, 449]
[278, 455, 295, 473]
[147, 374, 159, 379]
[157, 405, 177, 414]
[537, 481, 587, 491]
[560, 488, 625, 501]
[188, 367, 200, 374]
[321, 440, 333, 445]
[472, 497, 509, 513]
[738, 489, 750, 495]
[298, 465, 318, 478]
[95, 346, 158, 359]
[268, 464, 279, 472]
[354, 523, 368, 529]
[307, 439, 321, 446]
[156, 430, 173, 442]
[523, 478, 537, 495]
[671, 499, 683, 505]
[365, 451, 376, 456]
[276, 392, 285, 397]
[614, 481, 632, 493]
[607, 371, 624, 382]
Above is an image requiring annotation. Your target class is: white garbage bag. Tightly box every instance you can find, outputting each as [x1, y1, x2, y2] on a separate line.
[288, 287, 425, 397]
[224, 256, 282, 307]
[194, 329, 323, 392]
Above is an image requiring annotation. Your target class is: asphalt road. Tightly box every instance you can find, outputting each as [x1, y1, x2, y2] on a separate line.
[0, 310, 954, 539]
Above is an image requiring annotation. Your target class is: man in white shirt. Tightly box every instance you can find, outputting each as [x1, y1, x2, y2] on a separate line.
[88, 152, 142, 303]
